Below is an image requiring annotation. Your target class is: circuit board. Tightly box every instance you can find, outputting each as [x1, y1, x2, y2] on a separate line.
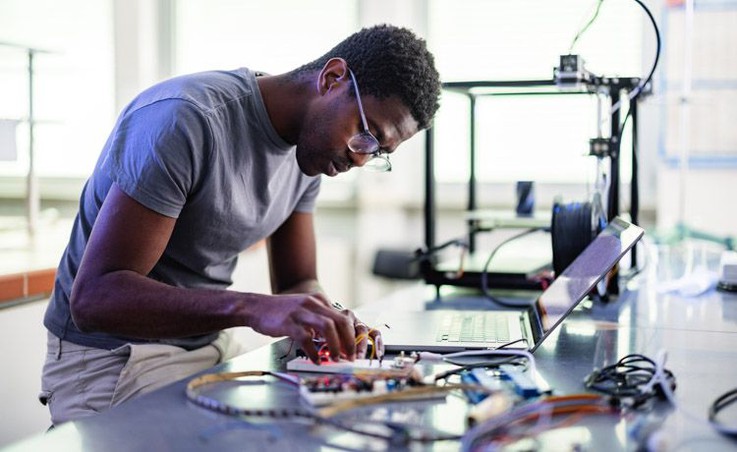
[296, 373, 446, 406]
[286, 356, 443, 406]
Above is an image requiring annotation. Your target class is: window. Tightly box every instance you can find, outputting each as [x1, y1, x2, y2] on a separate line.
[428, 0, 644, 184]
[174, 0, 359, 76]
[0, 0, 115, 179]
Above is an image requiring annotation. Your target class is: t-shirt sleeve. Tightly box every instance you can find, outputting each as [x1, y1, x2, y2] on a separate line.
[102, 100, 210, 218]
[294, 175, 321, 213]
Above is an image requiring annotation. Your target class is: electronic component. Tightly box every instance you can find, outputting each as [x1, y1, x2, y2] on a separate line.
[555, 54, 593, 89]
[589, 137, 618, 158]
[499, 364, 552, 398]
[460, 368, 506, 404]
[460, 372, 487, 405]
[297, 373, 443, 406]
[288, 353, 435, 406]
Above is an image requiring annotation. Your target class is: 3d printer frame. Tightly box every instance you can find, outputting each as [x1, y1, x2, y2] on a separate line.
[421, 76, 644, 292]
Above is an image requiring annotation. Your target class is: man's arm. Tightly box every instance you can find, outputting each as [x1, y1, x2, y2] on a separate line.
[267, 211, 322, 295]
[267, 211, 381, 359]
[70, 184, 357, 363]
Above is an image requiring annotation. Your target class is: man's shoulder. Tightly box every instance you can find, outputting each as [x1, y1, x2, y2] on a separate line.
[129, 68, 256, 115]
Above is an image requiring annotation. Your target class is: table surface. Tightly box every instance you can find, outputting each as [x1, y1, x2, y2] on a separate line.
[6, 246, 737, 451]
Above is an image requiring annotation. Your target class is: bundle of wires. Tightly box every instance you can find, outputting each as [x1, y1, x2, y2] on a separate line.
[589, 350, 737, 439]
[584, 353, 675, 407]
[460, 393, 615, 451]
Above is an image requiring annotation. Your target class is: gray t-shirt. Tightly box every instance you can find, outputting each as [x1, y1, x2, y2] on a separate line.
[44, 68, 321, 350]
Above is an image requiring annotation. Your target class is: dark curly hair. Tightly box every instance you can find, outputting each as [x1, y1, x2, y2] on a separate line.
[291, 24, 441, 130]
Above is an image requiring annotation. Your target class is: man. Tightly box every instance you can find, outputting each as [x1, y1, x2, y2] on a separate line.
[40, 24, 441, 426]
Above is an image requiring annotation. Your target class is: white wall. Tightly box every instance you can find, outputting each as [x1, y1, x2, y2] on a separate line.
[0, 300, 52, 446]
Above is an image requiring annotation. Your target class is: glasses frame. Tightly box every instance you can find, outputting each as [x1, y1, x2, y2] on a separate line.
[347, 69, 391, 172]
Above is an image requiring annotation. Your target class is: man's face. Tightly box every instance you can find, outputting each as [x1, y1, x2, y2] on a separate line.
[295, 86, 420, 177]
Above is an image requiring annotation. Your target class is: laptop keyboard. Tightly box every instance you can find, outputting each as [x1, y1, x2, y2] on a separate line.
[436, 312, 511, 343]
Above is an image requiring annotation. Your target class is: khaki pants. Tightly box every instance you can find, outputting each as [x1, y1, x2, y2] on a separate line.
[39, 330, 242, 426]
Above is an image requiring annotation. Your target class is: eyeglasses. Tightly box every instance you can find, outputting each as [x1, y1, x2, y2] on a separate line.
[347, 69, 391, 172]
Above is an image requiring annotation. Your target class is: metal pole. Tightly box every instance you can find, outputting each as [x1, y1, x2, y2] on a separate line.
[424, 127, 435, 253]
[608, 87, 621, 222]
[631, 101, 639, 268]
[467, 95, 477, 253]
[27, 49, 39, 237]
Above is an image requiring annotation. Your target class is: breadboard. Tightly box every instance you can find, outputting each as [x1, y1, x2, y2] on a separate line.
[286, 357, 396, 374]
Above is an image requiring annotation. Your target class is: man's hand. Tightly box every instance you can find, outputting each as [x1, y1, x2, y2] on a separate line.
[246, 293, 356, 364]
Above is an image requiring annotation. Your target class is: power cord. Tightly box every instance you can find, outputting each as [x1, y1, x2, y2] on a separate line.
[420, 347, 537, 383]
[614, 0, 662, 138]
[584, 353, 675, 408]
[480, 228, 547, 308]
[709, 388, 737, 437]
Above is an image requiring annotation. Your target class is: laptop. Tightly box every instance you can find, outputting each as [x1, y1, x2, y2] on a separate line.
[375, 217, 644, 353]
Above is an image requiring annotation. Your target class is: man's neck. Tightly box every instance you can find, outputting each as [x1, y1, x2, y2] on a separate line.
[256, 72, 313, 146]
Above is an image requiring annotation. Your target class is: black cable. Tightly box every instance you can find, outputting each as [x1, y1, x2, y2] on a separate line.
[616, 0, 662, 143]
[434, 356, 529, 383]
[415, 237, 468, 262]
[431, 339, 531, 382]
[584, 354, 675, 407]
[629, 0, 662, 103]
[480, 228, 544, 308]
[609, 0, 661, 281]
[708, 388, 737, 437]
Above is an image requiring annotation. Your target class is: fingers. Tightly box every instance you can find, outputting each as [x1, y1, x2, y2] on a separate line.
[277, 295, 364, 362]
[294, 329, 320, 364]
[354, 321, 370, 358]
[333, 308, 357, 360]
[297, 298, 356, 362]
[353, 320, 384, 361]
[369, 327, 384, 360]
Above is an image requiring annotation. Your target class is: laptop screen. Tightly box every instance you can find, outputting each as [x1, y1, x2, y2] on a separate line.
[530, 217, 644, 349]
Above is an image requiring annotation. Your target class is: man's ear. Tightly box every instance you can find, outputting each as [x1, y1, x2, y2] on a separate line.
[317, 58, 349, 95]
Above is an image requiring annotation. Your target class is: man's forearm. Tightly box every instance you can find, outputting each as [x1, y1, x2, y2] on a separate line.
[70, 270, 256, 339]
